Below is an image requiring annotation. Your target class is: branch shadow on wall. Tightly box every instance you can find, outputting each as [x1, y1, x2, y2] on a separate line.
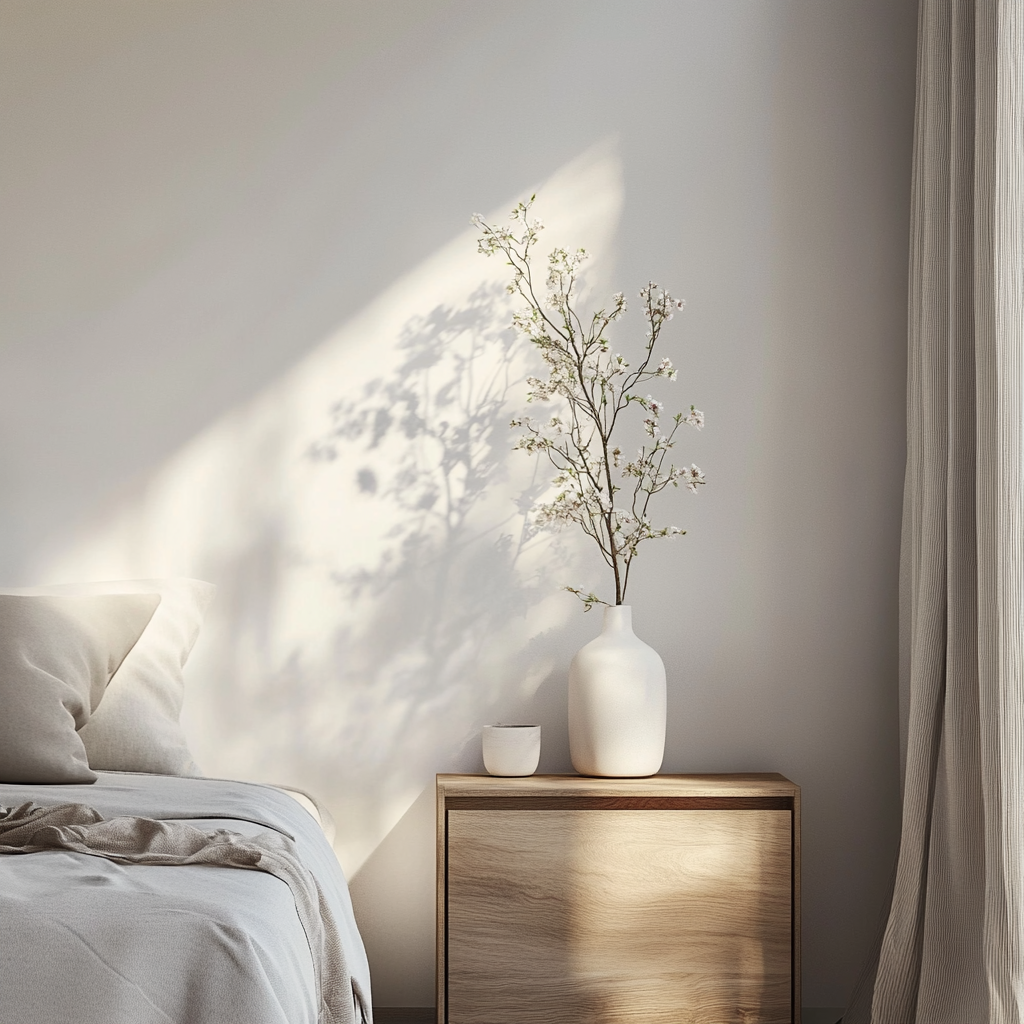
[310, 280, 550, 749]
[187, 277, 575, 883]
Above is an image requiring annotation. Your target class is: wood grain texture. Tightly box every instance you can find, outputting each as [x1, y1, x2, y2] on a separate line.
[792, 787, 801, 1023]
[438, 773, 798, 801]
[437, 775, 800, 1024]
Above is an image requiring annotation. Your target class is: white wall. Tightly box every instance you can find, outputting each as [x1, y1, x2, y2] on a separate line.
[0, 0, 917, 1009]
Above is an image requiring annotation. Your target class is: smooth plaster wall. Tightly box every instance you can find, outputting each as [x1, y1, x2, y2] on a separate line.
[0, 0, 917, 1008]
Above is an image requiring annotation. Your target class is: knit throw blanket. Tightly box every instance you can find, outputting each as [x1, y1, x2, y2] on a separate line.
[0, 801, 355, 1024]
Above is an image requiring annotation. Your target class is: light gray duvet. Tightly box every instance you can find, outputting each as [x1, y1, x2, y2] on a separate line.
[0, 772, 372, 1024]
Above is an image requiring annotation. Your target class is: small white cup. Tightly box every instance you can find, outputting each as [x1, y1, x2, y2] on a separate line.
[482, 725, 541, 777]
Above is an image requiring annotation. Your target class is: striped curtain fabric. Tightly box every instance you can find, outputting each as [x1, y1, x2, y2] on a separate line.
[846, 2, 1024, 1022]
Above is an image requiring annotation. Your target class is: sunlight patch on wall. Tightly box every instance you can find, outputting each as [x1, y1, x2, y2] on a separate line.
[34, 142, 624, 875]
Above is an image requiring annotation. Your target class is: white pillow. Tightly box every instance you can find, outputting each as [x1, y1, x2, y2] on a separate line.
[3, 579, 215, 776]
[0, 593, 160, 784]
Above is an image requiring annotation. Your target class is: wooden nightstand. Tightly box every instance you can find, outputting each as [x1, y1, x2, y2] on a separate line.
[436, 773, 800, 1024]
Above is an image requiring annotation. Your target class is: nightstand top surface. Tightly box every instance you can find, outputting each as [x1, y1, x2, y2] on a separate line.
[436, 772, 798, 799]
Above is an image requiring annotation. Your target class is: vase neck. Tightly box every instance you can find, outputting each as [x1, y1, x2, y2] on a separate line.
[602, 604, 634, 635]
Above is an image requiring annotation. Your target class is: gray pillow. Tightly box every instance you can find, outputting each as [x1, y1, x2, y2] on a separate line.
[0, 593, 160, 784]
[2, 580, 216, 775]
[78, 579, 215, 775]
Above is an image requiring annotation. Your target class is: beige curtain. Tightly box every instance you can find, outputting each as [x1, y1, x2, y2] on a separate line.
[847, 2, 1024, 1022]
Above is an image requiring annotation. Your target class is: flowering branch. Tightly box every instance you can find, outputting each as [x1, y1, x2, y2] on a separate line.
[473, 196, 707, 608]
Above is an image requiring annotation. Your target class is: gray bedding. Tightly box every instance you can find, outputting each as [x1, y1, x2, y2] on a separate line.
[0, 772, 372, 1024]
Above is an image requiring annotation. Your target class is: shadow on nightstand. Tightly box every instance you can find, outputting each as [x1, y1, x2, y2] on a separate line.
[372, 1008, 434, 1024]
[375, 1006, 841, 1023]
[803, 1009, 845, 1024]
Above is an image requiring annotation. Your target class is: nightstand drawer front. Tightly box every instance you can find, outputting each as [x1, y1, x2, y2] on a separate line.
[446, 808, 792, 1024]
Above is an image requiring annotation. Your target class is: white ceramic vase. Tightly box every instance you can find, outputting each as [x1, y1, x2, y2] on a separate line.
[568, 604, 666, 777]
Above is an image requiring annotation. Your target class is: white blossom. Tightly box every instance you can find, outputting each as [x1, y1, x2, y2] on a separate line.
[683, 464, 706, 493]
[473, 195, 711, 607]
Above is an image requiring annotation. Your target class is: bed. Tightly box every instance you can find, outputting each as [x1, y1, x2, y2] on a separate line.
[0, 579, 373, 1024]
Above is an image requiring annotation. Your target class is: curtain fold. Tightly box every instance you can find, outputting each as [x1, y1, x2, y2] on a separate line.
[847, 2, 1024, 1022]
